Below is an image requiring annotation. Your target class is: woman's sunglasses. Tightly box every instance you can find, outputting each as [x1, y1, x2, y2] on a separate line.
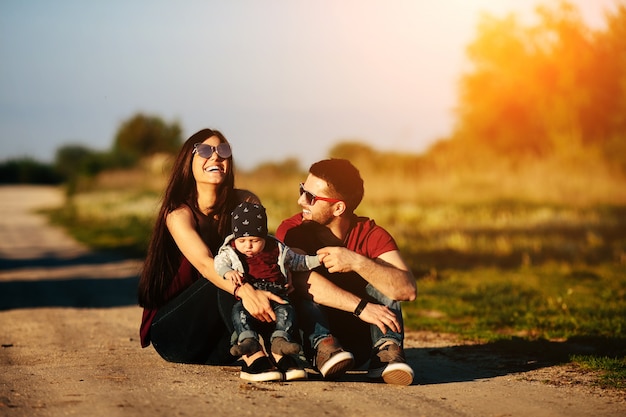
[193, 142, 232, 159]
[299, 183, 343, 205]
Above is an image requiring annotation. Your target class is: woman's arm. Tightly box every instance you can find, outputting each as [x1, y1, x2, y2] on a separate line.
[166, 206, 227, 289]
[166, 205, 283, 322]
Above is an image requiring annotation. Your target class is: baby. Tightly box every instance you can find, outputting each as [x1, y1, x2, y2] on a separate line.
[214, 202, 321, 381]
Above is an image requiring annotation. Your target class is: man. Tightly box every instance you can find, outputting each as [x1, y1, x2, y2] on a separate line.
[275, 158, 417, 385]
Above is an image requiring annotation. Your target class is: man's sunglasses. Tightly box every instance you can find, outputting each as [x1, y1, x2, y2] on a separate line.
[193, 142, 232, 159]
[299, 183, 342, 205]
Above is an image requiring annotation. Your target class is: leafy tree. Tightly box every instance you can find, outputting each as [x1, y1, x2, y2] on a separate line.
[0, 158, 62, 184]
[448, 1, 626, 168]
[55, 145, 102, 179]
[112, 113, 182, 162]
[594, 4, 626, 170]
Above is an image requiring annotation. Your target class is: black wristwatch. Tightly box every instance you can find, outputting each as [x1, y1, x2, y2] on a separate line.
[353, 299, 369, 317]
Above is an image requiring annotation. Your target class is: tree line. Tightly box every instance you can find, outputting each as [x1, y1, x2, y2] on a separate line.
[0, 113, 183, 185]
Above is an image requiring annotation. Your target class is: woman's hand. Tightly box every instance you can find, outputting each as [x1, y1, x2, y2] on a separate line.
[237, 283, 286, 323]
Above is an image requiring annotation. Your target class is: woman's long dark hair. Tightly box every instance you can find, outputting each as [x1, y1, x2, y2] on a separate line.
[137, 128, 238, 309]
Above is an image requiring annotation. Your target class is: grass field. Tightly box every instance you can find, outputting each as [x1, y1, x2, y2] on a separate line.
[45, 156, 626, 388]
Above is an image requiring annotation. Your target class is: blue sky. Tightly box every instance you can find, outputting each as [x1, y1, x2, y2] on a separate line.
[0, 0, 618, 170]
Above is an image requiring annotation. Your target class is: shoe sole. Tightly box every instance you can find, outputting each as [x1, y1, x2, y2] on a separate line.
[381, 363, 414, 386]
[240, 370, 283, 382]
[284, 369, 308, 381]
[319, 351, 354, 380]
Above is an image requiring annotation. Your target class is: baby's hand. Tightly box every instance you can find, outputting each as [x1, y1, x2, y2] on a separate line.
[284, 270, 294, 294]
[226, 270, 244, 286]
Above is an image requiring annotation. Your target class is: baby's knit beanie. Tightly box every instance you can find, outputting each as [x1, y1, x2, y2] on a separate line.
[231, 202, 268, 238]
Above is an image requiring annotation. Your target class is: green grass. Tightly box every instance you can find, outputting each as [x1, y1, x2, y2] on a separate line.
[48, 208, 153, 257]
[404, 264, 626, 340]
[45, 189, 158, 257]
[571, 355, 626, 389]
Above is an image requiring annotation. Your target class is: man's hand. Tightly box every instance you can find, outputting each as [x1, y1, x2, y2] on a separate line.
[357, 302, 401, 334]
[317, 246, 362, 273]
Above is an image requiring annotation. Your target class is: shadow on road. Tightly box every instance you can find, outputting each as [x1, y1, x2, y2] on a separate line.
[0, 276, 139, 310]
[404, 335, 626, 386]
[0, 253, 126, 270]
[0, 253, 140, 310]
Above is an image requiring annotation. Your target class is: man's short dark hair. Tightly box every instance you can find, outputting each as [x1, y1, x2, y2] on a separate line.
[309, 159, 364, 213]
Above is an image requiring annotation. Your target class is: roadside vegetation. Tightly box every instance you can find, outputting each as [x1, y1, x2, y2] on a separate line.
[18, 2, 626, 390]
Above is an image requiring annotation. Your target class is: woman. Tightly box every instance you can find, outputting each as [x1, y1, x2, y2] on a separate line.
[138, 128, 284, 381]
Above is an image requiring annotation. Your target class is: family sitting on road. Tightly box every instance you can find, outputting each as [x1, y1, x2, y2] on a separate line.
[137, 129, 417, 385]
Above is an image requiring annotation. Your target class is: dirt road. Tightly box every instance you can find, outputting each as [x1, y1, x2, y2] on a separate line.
[0, 185, 623, 417]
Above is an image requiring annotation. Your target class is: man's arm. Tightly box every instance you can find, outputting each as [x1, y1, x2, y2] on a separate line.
[317, 247, 417, 302]
[293, 270, 401, 334]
